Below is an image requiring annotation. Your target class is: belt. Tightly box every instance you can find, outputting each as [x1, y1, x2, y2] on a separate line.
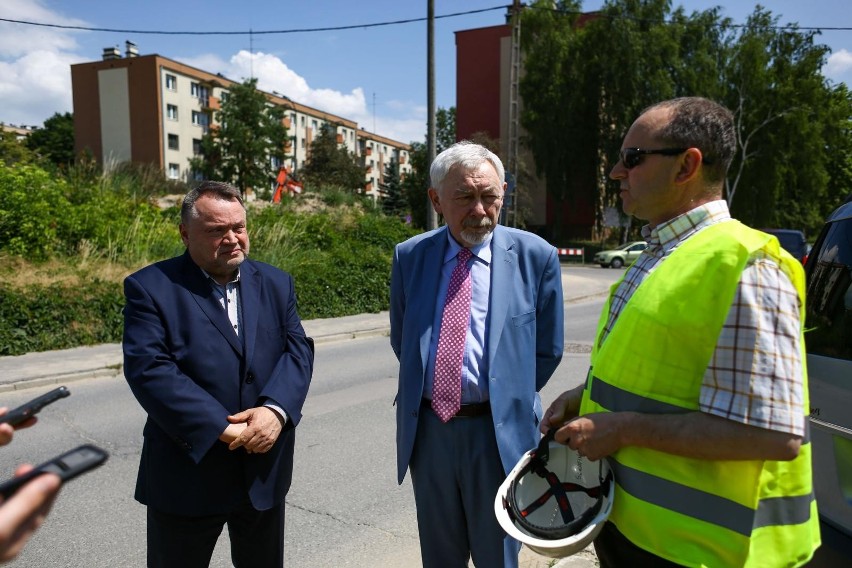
[421, 398, 491, 418]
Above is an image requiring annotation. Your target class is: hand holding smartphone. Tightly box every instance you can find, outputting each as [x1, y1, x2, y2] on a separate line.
[0, 445, 109, 500]
[0, 387, 70, 428]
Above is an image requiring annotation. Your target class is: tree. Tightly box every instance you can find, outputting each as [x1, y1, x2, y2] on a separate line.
[403, 107, 457, 228]
[300, 123, 364, 191]
[380, 158, 407, 218]
[190, 78, 288, 199]
[0, 130, 36, 166]
[519, 0, 852, 239]
[436, 107, 457, 149]
[721, 7, 842, 235]
[27, 112, 75, 168]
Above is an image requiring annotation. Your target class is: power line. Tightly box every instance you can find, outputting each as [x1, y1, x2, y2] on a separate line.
[0, 6, 505, 36]
[1, 4, 847, 40]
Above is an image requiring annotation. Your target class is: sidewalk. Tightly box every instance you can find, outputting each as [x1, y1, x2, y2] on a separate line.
[0, 265, 609, 567]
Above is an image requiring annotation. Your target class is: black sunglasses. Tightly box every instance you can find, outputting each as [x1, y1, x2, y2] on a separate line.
[619, 147, 688, 169]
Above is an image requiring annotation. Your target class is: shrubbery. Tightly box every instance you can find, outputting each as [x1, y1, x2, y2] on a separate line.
[0, 162, 418, 355]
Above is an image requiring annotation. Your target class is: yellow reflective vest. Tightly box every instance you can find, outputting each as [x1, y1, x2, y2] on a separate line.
[580, 220, 820, 567]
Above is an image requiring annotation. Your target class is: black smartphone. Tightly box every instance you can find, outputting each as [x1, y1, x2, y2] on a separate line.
[0, 444, 109, 499]
[0, 386, 70, 427]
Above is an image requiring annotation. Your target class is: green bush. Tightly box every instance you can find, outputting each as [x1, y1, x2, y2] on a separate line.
[0, 160, 420, 353]
[0, 280, 124, 355]
[0, 163, 73, 258]
[250, 205, 417, 319]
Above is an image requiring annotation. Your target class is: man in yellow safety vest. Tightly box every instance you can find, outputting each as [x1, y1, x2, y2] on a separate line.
[542, 97, 820, 567]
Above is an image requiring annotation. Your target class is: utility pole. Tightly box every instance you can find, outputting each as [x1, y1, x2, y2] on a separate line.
[506, 0, 522, 228]
[426, 0, 438, 230]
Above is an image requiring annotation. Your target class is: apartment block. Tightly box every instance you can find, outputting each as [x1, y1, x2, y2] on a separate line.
[71, 42, 411, 198]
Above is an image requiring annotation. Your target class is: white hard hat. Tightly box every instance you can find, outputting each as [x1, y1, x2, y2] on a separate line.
[494, 431, 614, 558]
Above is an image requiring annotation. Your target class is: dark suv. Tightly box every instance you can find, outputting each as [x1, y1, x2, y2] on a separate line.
[804, 200, 852, 561]
[764, 228, 809, 264]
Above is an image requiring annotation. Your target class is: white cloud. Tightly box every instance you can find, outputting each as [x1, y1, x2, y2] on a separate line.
[181, 49, 425, 144]
[0, 0, 87, 126]
[0, 1, 424, 142]
[0, 0, 86, 58]
[826, 48, 852, 85]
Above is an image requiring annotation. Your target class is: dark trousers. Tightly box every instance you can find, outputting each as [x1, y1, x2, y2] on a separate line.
[147, 501, 285, 568]
[595, 521, 683, 568]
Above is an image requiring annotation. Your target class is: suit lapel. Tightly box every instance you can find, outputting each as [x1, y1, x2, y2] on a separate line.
[418, 229, 448, 372]
[488, 226, 516, 367]
[182, 253, 244, 356]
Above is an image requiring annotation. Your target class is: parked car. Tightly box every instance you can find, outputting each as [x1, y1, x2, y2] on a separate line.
[804, 200, 852, 542]
[593, 241, 647, 269]
[763, 228, 809, 264]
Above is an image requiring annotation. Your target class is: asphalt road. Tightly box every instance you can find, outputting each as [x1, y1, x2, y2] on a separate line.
[0, 285, 612, 567]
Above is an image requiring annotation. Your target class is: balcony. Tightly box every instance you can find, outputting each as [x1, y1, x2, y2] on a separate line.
[204, 97, 221, 111]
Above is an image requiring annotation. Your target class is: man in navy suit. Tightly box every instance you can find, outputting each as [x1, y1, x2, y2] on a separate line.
[123, 181, 314, 567]
[390, 142, 564, 567]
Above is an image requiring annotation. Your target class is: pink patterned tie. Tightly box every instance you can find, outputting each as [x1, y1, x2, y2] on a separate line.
[432, 247, 473, 422]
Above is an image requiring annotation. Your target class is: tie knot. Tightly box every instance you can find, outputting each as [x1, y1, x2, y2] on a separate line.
[457, 248, 472, 264]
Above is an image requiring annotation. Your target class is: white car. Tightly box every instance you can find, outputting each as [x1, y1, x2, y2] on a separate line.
[593, 241, 647, 269]
[804, 199, 852, 562]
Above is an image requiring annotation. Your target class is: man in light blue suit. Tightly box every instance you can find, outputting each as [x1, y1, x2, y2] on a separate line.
[390, 141, 564, 568]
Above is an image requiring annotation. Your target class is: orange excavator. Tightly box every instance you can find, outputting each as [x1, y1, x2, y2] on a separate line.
[272, 166, 303, 202]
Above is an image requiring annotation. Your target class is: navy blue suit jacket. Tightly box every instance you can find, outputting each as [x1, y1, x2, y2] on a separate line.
[122, 252, 314, 515]
[390, 225, 564, 483]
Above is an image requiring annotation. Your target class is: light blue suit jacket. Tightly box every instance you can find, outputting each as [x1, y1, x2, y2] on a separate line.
[390, 225, 564, 483]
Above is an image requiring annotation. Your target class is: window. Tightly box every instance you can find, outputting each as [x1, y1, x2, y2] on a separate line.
[191, 82, 210, 104]
[300, 116, 305, 127]
[301, 138, 306, 149]
[311, 120, 318, 131]
[167, 134, 179, 150]
[165, 74, 177, 91]
[805, 213, 852, 361]
[192, 111, 209, 127]
[192, 138, 202, 155]
[166, 104, 178, 120]
[168, 163, 180, 179]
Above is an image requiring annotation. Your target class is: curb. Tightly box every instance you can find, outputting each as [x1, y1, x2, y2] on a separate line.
[0, 367, 123, 394]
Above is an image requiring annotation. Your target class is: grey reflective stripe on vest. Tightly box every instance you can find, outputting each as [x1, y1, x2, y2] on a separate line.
[754, 494, 815, 529]
[610, 460, 815, 536]
[592, 375, 816, 535]
[590, 376, 811, 442]
[590, 377, 690, 415]
[610, 459, 754, 536]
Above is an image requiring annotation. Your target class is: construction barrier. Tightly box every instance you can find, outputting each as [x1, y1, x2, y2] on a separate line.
[557, 247, 585, 265]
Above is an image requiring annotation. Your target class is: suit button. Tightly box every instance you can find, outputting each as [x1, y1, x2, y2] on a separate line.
[246, 373, 255, 384]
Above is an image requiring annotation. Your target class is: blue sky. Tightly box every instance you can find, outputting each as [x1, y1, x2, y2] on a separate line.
[1, 0, 849, 144]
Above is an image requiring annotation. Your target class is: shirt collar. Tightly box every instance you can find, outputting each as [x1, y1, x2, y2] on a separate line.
[444, 229, 493, 266]
[641, 200, 731, 252]
[201, 267, 241, 286]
